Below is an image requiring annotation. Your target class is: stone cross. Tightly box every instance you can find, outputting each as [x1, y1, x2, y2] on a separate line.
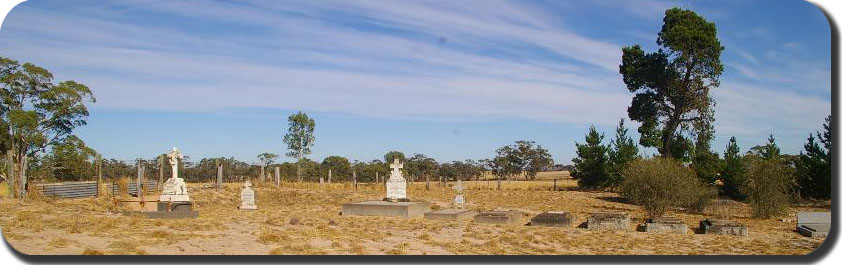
[167, 147, 183, 179]
[389, 159, 403, 178]
[385, 158, 407, 201]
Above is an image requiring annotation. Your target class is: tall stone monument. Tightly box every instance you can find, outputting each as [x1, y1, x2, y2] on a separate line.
[385, 159, 408, 202]
[160, 147, 190, 202]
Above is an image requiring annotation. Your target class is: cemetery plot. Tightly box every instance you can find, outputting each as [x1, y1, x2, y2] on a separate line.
[587, 212, 630, 230]
[529, 211, 574, 228]
[700, 219, 748, 236]
[474, 210, 524, 224]
[643, 217, 688, 234]
[0, 181, 828, 255]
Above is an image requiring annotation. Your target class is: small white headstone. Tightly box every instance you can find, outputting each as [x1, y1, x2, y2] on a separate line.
[239, 180, 257, 210]
[452, 180, 466, 209]
[385, 159, 407, 201]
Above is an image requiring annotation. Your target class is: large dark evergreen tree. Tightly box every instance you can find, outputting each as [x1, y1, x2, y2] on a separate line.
[720, 136, 744, 199]
[607, 119, 639, 188]
[796, 115, 831, 199]
[572, 126, 610, 190]
[619, 8, 724, 160]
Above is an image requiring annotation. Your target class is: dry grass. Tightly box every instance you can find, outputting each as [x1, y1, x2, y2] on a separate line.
[0, 177, 829, 255]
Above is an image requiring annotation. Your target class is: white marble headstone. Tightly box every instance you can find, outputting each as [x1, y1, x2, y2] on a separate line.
[239, 180, 257, 210]
[452, 180, 466, 209]
[159, 147, 190, 202]
[385, 159, 407, 201]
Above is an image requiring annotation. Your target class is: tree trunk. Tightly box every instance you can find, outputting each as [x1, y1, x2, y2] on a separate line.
[6, 150, 15, 199]
[19, 154, 27, 200]
[158, 156, 164, 190]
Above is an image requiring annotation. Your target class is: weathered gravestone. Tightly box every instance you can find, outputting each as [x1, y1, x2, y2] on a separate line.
[530, 211, 574, 227]
[644, 217, 688, 234]
[425, 180, 476, 221]
[587, 212, 630, 230]
[796, 212, 830, 238]
[474, 210, 524, 224]
[700, 219, 748, 236]
[341, 159, 430, 218]
[238, 180, 257, 210]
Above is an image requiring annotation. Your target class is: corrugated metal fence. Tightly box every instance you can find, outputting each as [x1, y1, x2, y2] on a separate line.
[37, 180, 159, 199]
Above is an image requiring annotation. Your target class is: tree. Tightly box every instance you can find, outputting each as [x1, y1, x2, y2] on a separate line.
[406, 154, 438, 190]
[283, 111, 315, 182]
[45, 135, 97, 181]
[759, 134, 781, 160]
[742, 155, 792, 219]
[619, 8, 724, 160]
[1, 57, 95, 198]
[692, 125, 720, 185]
[383, 151, 405, 165]
[321, 156, 351, 182]
[607, 119, 639, 188]
[796, 116, 831, 199]
[720, 136, 744, 199]
[572, 126, 610, 190]
[257, 152, 278, 167]
[489, 141, 553, 187]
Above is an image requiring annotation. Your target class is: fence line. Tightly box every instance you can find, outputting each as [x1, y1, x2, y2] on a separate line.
[37, 180, 158, 199]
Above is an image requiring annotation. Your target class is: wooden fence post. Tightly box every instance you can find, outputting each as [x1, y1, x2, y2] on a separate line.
[353, 171, 357, 190]
[136, 161, 144, 197]
[96, 156, 102, 197]
[328, 169, 332, 184]
[553, 179, 557, 191]
[217, 163, 223, 190]
[260, 165, 266, 183]
[158, 155, 164, 191]
[274, 166, 280, 188]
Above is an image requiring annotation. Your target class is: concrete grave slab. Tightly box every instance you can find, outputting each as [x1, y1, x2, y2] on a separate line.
[587, 212, 630, 230]
[797, 212, 830, 237]
[530, 211, 574, 227]
[341, 200, 431, 218]
[644, 217, 688, 234]
[424, 208, 477, 221]
[474, 210, 524, 224]
[701, 219, 748, 236]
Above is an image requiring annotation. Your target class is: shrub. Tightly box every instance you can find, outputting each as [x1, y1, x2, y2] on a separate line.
[620, 157, 711, 218]
[741, 155, 792, 219]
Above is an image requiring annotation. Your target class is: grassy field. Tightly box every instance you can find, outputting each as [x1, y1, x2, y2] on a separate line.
[0, 178, 829, 255]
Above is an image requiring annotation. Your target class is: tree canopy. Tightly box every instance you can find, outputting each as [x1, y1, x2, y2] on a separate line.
[619, 8, 724, 159]
[283, 111, 315, 182]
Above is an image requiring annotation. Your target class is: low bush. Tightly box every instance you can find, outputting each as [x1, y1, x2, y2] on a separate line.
[620, 157, 712, 218]
[741, 155, 792, 219]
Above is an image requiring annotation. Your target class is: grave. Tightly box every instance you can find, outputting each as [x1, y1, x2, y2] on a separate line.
[341, 159, 430, 218]
[124, 147, 198, 219]
[587, 212, 630, 230]
[530, 211, 574, 227]
[474, 210, 524, 224]
[425, 208, 477, 221]
[238, 180, 257, 210]
[424, 180, 476, 221]
[700, 219, 748, 236]
[643, 217, 688, 234]
[796, 211, 830, 238]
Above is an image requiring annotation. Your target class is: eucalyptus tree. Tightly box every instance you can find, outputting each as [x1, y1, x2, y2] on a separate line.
[283, 112, 315, 182]
[1, 57, 95, 198]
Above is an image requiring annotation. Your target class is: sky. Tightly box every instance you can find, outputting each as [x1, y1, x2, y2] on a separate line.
[0, 0, 832, 165]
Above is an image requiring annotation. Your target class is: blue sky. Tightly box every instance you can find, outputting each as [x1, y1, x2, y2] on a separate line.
[0, 0, 831, 164]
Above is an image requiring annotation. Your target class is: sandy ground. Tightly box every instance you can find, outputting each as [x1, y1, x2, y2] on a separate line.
[0, 180, 829, 255]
